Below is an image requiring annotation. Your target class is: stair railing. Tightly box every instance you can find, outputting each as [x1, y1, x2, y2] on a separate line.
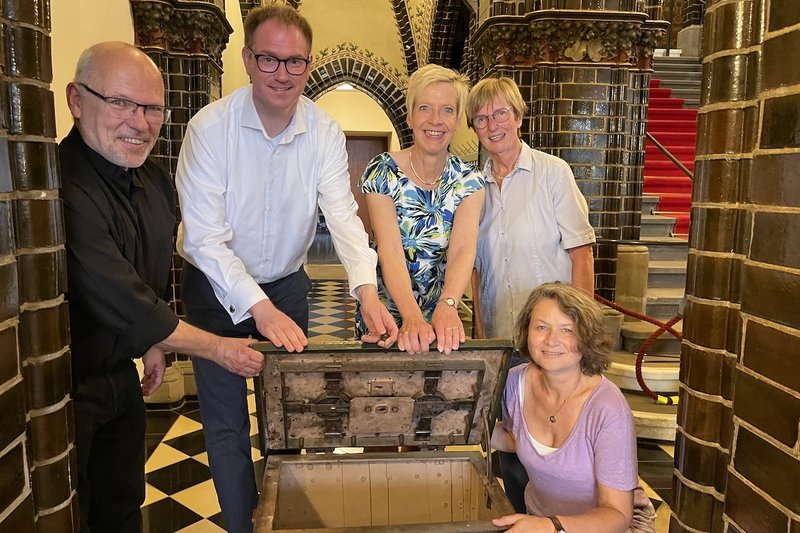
[646, 131, 694, 180]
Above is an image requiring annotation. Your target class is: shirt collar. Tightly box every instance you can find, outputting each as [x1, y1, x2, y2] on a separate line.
[483, 140, 533, 183]
[68, 126, 141, 195]
[241, 86, 308, 143]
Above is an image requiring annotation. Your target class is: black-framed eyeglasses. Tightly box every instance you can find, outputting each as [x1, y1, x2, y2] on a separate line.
[248, 49, 310, 75]
[78, 83, 170, 124]
[471, 107, 513, 129]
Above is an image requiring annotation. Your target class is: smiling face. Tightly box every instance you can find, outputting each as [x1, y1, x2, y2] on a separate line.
[244, 18, 311, 122]
[527, 298, 584, 375]
[473, 96, 523, 161]
[407, 81, 460, 157]
[67, 45, 164, 169]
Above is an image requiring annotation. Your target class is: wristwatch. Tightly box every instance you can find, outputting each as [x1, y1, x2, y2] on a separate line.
[440, 297, 458, 309]
[548, 516, 566, 533]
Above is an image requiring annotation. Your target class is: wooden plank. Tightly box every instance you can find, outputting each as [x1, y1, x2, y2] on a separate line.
[369, 461, 389, 526]
[426, 459, 454, 523]
[387, 459, 429, 524]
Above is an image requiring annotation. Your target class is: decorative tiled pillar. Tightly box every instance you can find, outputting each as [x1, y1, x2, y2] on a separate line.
[677, 0, 705, 56]
[130, 0, 231, 385]
[472, 1, 667, 297]
[0, 0, 77, 531]
[673, 0, 800, 531]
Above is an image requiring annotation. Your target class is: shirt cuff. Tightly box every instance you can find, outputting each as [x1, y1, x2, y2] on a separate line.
[347, 263, 378, 302]
[562, 229, 596, 250]
[223, 275, 268, 324]
[126, 300, 180, 357]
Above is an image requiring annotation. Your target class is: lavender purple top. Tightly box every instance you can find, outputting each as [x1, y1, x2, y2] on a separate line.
[501, 364, 639, 516]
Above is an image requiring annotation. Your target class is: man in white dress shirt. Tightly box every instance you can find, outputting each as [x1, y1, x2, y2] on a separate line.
[175, 5, 398, 531]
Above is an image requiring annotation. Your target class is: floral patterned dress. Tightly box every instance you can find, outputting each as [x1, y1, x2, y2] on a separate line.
[354, 152, 484, 336]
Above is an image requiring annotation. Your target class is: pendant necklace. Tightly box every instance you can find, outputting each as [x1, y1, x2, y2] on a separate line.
[408, 149, 444, 186]
[546, 376, 582, 424]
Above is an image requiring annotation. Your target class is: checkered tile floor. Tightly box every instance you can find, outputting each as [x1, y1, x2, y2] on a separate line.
[141, 279, 673, 532]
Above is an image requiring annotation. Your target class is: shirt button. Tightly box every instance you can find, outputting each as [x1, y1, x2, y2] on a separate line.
[229, 305, 235, 313]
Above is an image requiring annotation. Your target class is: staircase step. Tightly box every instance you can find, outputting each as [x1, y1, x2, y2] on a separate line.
[648, 192, 691, 212]
[649, 97, 686, 109]
[653, 77, 703, 88]
[606, 351, 680, 393]
[648, 261, 687, 288]
[645, 147, 696, 162]
[656, 211, 691, 235]
[647, 119, 699, 134]
[622, 320, 683, 355]
[642, 236, 689, 261]
[644, 177, 693, 196]
[648, 108, 698, 121]
[645, 160, 695, 173]
[647, 287, 685, 318]
[645, 131, 697, 147]
[642, 194, 660, 214]
[640, 213, 676, 237]
[649, 87, 673, 98]
[623, 390, 678, 441]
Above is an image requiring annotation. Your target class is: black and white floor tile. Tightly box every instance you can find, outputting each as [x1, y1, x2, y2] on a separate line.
[141, 279, 674, 532]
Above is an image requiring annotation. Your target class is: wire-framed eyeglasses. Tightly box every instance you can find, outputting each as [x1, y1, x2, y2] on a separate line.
[471, 107, 513, 130]
[78, 83, 170, 124]
[248, 49, 311, 75]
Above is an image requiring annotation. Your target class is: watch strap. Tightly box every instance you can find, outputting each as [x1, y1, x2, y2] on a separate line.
[548, 515, 566, 533]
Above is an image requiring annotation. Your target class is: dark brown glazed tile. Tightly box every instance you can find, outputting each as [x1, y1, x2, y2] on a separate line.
[0, 200, 14, 255]
[31, 450, 74, 511]
[713, 448, 730, 495]
[679, 343, 724, 396]
[12, 198, 64, 249]
[673, 431, 718, 486]
[0, 137, 11, 193]
[768, 0, 800, 31]
[17, 249, 66, 303]
[762, 31, 800, 91]
[733, 370, 800, 448]
[0, 381, 25, 452]
[707, 54, 749, 105]
[697, 108, 745, 155]
[748, 152, 800, 207]
[18, 301, 69, 359]
[742, 320, 800, 392]
[761, 93, 800, 149]
[733, 426, 800, 513]
[678, 388, 723, 443]
[692, 158, 741, 204]
[9, 140, 60, 191]
[671, 475, 723, 532]
[750, 212, 800, 270]
[29, 401, 72, 463]
[686, 253, 735, 301]
[0, 325, 20, 384]
[0, 261, 19, 323]
[0, 443, 26, 515]
[714, 0, 753, 52]
[22, 348, 71, 411]
[682, 297, 730, 351]
[3, 0, 51, 29]
[6, 83, 56, 137]
[5, 25, 52, 82]
[688, 206, 738, 253]
[741, 262, 800, 330]
[0, 492, 34, 531]
[32, 496, 79, 533]
[725, 474, 788, 532]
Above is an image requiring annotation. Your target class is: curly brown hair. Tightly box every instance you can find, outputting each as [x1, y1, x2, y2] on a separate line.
[513, 282, 611, 375]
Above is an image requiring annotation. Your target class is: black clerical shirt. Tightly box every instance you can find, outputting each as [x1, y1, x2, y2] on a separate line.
[60, 127, 180, 380]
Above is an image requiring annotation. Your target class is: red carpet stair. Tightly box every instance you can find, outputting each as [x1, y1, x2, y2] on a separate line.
[644, 80, 697, 238]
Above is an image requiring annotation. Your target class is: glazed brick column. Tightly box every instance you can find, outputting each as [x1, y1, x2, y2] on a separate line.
[681, 0, 705, 27]
[473, 5, 667, 297]
[131, 0, 231, 368]
[0, 0, 77, 531]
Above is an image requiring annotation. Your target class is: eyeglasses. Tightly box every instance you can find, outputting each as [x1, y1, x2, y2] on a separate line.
[248, 49, 310, 75]
[78, 83, 170, 124]
[471, 107, 513, 130]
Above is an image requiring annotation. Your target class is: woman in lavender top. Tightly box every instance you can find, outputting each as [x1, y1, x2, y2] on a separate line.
[491, 283, 655, 533]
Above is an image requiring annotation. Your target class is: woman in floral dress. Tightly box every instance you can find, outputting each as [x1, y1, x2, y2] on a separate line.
[354, 64, 484, 355]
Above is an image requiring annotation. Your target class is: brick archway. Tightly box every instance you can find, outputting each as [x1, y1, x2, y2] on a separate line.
[305, 57, 413, 148]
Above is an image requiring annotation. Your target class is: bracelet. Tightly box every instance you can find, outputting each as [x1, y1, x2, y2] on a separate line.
[547, 515, 566, 533]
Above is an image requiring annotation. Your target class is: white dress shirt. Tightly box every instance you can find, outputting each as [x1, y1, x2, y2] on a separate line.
[476, 142, 595, 338]
[176, 86, 377, 324]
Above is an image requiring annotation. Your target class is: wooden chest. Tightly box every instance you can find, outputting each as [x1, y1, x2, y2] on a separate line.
[252, 340, 514, 532]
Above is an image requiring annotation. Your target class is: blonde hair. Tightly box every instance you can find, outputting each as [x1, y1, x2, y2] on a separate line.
[466, 77, 528, 128]
[514, 282, 611, 376]
[406, 64, 470, 119]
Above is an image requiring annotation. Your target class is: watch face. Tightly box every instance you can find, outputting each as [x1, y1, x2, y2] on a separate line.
[445, 297, 456, 307]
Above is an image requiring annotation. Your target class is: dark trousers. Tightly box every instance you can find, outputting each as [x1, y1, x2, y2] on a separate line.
[73, 363, 145, 533]
[182, 263, 310, 533]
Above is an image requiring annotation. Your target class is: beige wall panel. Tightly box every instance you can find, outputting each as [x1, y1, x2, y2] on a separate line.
[317, 89, 400, 151]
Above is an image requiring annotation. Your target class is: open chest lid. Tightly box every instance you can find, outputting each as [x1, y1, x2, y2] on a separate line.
[255, 340, 512, 452]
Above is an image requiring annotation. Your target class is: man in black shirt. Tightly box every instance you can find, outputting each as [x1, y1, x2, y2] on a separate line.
[60, 41, 265, 533]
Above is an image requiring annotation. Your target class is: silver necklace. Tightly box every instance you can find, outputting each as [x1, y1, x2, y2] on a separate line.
[545, 376, 582, 424]
[408, 149, 444, 186]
